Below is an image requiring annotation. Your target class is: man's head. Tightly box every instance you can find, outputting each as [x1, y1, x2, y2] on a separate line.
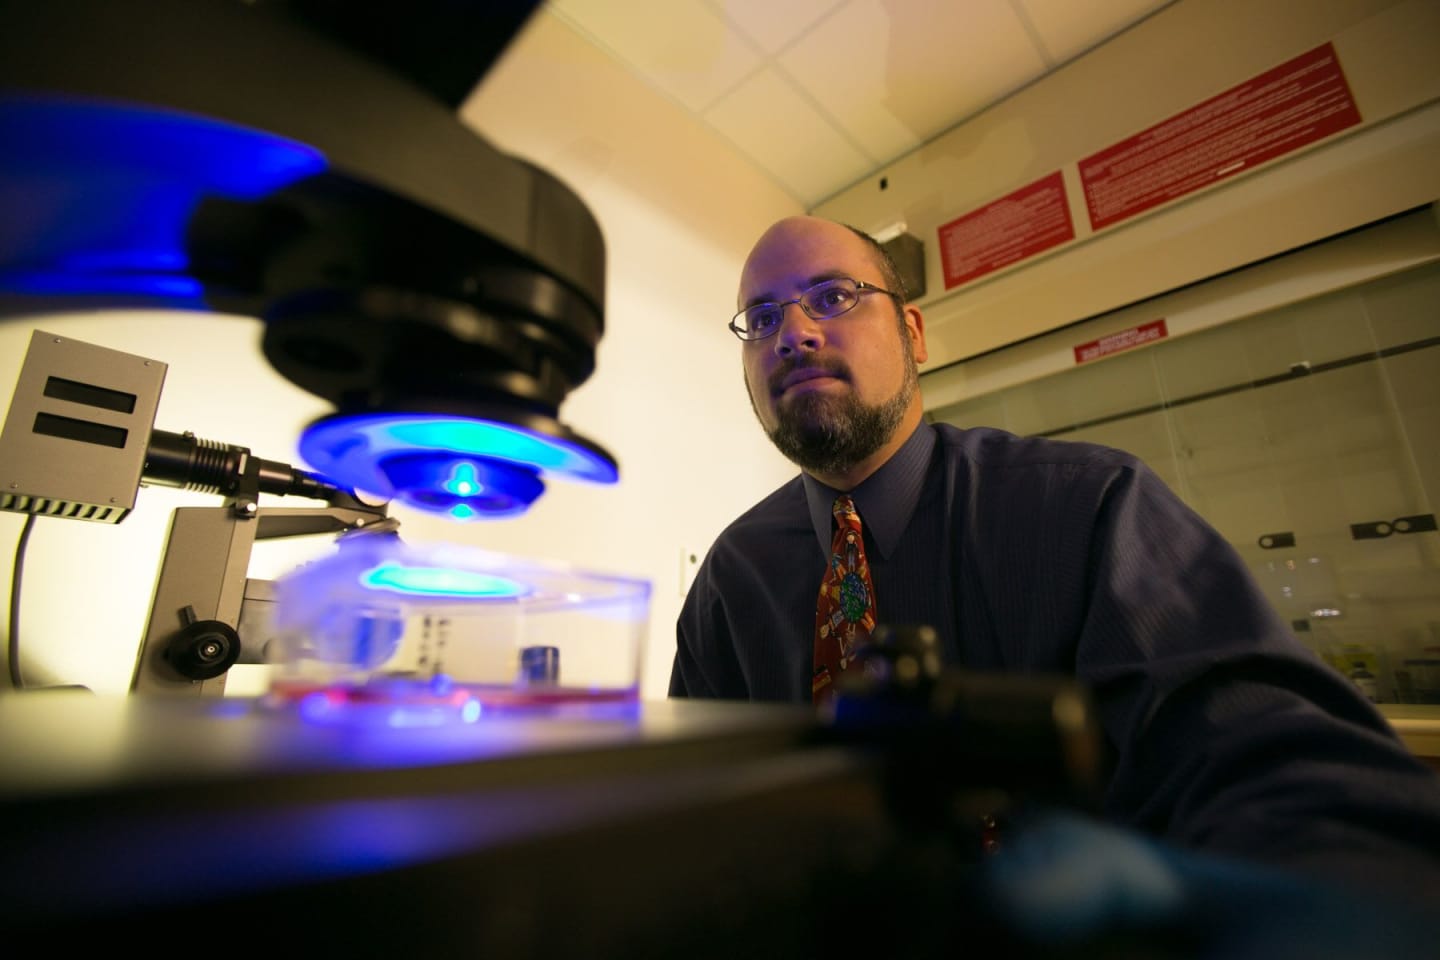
[737, 216, 928, 488]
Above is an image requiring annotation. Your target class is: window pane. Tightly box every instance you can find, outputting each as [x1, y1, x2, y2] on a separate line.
[926, 259, 1440, 704]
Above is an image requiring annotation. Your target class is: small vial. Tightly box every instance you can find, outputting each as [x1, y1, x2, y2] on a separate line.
[518, 645, 560, 686]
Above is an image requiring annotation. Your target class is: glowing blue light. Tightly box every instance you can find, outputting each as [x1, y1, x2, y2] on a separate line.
[0, 96, 327, 196]
[0, 95, 327, 303]
[0, 270, 205, 300]
[359, 561, 530, 599]
[387, 419, 581, 472]
[300, 414, 621, 482]
[461, 699, 483, 723]
[445, 461, 483, 496]
[298, 692, 333, 723]
[297, 413, 618, 519]
[386, 707, 450, 729]
[55, 249, 190, 273]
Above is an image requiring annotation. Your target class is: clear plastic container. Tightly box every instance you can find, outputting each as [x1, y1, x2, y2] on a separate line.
[262, 530, 650, 723]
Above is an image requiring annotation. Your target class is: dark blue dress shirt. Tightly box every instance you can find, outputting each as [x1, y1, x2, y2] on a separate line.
[670, 421, 1440, 898]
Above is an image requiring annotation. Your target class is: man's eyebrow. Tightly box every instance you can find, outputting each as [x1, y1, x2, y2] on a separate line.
[742, 271, 849, 310]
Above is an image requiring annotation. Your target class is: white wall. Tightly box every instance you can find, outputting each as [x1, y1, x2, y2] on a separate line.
[0, 7, 800, 698]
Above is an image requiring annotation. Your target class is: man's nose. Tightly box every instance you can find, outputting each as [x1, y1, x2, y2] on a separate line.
[773, 301, 823, 357]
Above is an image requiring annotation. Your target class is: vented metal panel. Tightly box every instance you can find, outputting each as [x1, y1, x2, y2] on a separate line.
[0, 331, 166, 524]
[0, 493, 125, 522]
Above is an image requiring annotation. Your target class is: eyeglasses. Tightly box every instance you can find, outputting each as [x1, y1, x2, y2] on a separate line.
[729, 277, 900, 341]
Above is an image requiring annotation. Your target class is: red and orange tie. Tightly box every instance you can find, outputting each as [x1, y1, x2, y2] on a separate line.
[812, 495, 877, 704]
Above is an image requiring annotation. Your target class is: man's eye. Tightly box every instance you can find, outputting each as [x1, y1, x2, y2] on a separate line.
[816, 287, 854, 310]
[749, 307, 782, 330]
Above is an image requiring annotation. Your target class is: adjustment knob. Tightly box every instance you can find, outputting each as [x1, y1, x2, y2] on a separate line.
[166, 606, 242, 680]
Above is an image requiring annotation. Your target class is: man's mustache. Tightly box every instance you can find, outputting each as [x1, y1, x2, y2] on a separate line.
[768, 356, 850, 395]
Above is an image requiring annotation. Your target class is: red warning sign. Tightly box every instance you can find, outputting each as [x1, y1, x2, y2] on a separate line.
[938, 171, 1075, 290]
[1079, 43, 1361, 231]
[1074, 319, 1168, 364]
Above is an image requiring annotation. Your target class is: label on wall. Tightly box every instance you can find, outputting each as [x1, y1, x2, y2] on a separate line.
[1079, 42, 1362, 231]
[1074, 319, 1168, 364]
[938, 171, 1075, 290]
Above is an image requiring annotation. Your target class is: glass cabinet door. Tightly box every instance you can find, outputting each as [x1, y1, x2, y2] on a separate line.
[928, 259, 1440, 712]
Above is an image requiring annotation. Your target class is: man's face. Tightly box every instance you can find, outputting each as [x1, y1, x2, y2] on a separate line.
[738, 217, 928, 477]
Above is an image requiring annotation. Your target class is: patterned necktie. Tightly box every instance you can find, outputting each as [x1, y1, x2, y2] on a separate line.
[813, 495, 878, 704]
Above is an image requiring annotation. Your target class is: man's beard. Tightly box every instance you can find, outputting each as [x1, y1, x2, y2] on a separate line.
[749, 333, 917, 477]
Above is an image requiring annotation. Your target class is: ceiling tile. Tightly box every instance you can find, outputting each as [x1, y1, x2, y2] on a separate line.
[711, 0, 848, 55]
[1017, 0, 1173, 63]
[547, 0, 762, 112]
[539, 0, 1185, 209]
[780, 0, 1048, 164]
[703, 65, 874, 206]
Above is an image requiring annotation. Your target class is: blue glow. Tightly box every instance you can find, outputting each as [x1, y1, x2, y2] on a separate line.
[0, 270, 205, 299]
[444, 461, 482, 496]
[52, 249, 190, 273]
[378, 452, 547, 517]
[304, 413, 618, 481]
[298, 691, 334, 723]
[386, 707, 451, 729]
[0, 97, 326, 196]
[461, 699, 483, 723]
[298, 413, 617, 519]
[208, 698, 254, 719]
[359, 561, 531, 599]
[0, 95, 326, 303]
[392, 420, 571, 470]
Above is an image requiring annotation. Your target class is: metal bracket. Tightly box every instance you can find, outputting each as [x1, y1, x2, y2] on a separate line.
[1349, 514, 1437, 540]
[130, 501, 390, 696]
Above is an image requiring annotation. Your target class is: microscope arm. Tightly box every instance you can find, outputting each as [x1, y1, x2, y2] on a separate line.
[131, 500, 391, 696]
[130, 437, 390, 696]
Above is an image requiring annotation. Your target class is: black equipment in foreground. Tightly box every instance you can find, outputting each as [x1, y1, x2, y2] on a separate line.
[1, 666, 1429, 958]
[0, 667, 1104, 956]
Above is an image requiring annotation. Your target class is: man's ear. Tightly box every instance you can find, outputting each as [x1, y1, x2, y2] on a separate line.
[905, 304, 928, 365]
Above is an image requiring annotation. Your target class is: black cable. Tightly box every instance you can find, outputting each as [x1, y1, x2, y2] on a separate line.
[8, 512, 36, 690]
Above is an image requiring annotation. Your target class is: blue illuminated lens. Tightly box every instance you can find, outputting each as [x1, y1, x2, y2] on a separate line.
[360, 561, 530, 599]
[385, 420, 595, 475]
[298, 413, 618, 520]
[380, 452, 546, 518]
[0, 95, 327, 303]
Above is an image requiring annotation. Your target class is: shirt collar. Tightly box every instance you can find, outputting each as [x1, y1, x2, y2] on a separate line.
[802, 420, 935, 559]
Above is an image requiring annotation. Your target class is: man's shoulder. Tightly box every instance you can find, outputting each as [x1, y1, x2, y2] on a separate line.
[694, 476, 811, 591]
[717, 475, 808, 543]
[931, 422, 1139, 473]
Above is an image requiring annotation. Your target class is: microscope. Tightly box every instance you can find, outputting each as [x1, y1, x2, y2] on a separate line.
[0, 0, 641, 703]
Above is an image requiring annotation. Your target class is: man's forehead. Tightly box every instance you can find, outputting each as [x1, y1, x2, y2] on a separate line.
[739, 221, 871, 306]
[740, 270, 852, 309]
